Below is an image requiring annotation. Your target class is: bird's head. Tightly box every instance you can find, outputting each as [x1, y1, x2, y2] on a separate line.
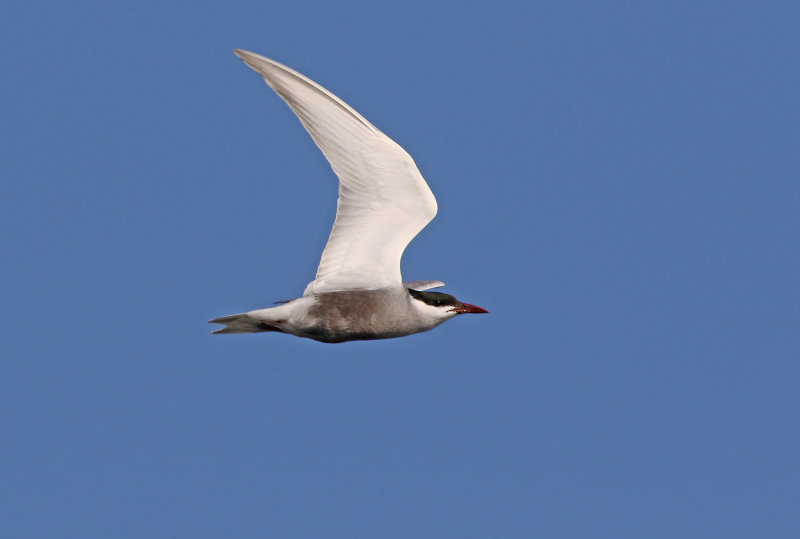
[408, 288, 488, 324]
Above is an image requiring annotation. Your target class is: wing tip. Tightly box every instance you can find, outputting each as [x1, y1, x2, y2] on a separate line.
[233, 48, 252, 57]
[404, 280, 446, 291]
[234, 48, 266, 69]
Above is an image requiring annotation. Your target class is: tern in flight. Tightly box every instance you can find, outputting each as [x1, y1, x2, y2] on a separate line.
[210, 50, 487, 343]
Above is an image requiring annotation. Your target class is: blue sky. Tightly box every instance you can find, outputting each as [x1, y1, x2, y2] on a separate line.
[2, 1, 799, 537]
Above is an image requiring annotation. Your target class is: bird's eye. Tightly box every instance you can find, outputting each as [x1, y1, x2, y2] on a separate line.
[434, 300, 444, 306]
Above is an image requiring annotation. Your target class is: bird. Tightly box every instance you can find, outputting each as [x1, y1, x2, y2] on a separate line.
[210, 50, 487, 343]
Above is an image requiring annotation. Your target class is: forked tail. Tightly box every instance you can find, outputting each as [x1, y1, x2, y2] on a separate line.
[209, 313, 283, 334]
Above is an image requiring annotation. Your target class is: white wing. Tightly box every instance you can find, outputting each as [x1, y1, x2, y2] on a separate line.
[235, 50, 438, 295]
[403, 280, 445, 291]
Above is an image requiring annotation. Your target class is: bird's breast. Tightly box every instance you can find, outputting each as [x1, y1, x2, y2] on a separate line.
[299, 288, 416, 342]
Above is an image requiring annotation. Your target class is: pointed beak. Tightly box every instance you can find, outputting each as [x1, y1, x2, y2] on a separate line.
[450, 302, 489, 314]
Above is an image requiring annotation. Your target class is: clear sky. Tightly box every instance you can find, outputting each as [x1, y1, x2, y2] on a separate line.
[2, 1, 799, 537]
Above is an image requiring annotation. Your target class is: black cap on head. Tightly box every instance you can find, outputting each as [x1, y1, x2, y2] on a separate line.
[408, 288, 459, 308]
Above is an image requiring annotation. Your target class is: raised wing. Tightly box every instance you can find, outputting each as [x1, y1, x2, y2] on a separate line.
[235, 50, 438, 295]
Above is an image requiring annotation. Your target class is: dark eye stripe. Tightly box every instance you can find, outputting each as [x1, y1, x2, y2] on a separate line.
[408, 288, 457, 307]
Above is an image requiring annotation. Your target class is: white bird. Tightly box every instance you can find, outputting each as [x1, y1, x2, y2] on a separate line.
[210, 50, 487, 343]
